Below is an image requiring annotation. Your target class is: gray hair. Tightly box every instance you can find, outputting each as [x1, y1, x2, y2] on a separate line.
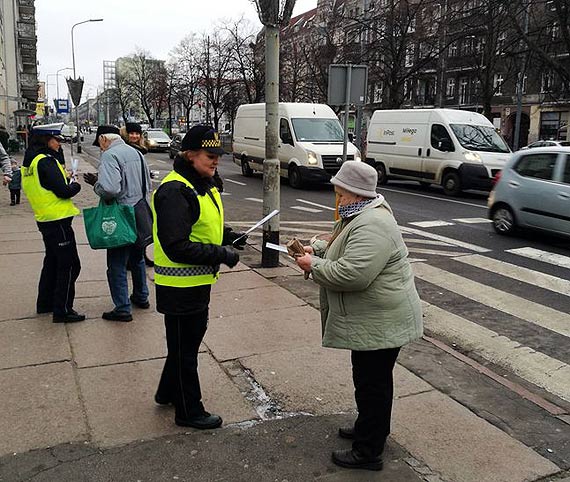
[99, 133, 122, 143]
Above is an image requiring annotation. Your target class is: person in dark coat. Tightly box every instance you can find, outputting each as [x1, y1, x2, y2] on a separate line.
[152, 125, 246, 429]
[8, 159, 21, 205]
[21, 124, 85, 323]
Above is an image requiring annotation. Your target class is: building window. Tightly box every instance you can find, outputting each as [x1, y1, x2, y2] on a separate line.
[449, 42, 457, 57]
[405, 44, 415, 67]
[541, 71, 554, 92]
[373, 82, 383, 103]
[459, 77, 469, 105]
[496, 31, 507, 53]
[404, 79, 414, 101]
[494, 74, 504, 95]
[446, 78, 456, 97]
[522, 74, 528, 94]
[550, 22, 560, 39]
[539, 111, 563, 140]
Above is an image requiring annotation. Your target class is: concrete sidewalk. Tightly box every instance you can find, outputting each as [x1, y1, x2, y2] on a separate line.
[0, 153, 563, 481]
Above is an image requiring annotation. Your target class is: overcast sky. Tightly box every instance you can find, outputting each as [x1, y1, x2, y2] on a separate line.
[36, 0, 317, 105]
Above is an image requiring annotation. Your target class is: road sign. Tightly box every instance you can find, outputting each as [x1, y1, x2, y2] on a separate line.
[55, 99, 70, 114]
[66, 78, 84, 106]
[328, 65, 368, 106]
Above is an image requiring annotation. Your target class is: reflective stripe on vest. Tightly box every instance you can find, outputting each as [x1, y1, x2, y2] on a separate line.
[152, 170, 224, 288]
[21, 154, 80, 222]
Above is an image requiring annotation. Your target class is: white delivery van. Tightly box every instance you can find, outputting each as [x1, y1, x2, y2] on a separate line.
[232, 103, 361, 188]
[365, 109, 511, 195]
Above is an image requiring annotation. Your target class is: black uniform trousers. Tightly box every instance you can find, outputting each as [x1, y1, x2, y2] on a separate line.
[36, 217, 81, 316]
[156, 309, 209, 421]
[351, 347, 401, 458]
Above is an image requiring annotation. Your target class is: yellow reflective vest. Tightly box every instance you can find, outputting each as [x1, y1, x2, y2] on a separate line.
[152, 170, 224, 288]
[22, 154, 80, 222]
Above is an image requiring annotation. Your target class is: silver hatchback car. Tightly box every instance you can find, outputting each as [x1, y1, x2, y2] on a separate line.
[488, 147, 570, 237]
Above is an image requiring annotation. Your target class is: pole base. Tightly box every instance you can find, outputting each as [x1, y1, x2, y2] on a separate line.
[261, 230, 280, 268]
[77, 145, 82, 154]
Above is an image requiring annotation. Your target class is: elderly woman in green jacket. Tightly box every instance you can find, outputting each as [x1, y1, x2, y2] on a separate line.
[295, 161, 423, 472]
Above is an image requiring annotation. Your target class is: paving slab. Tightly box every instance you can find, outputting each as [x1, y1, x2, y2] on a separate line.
[253, 266, 302, 278]
[67, 309, 165, 368]
[78, 355, 256, 448]
[205, 304, 322, 361]
[212, 269, 274, 294]
[241, 345, 435, 416]
[0, 231, 41, 242]
[0, 317, 71, 369]
[0, 239, 45, 254]
[210, 285, 306, 319]
[391, 390, 560, 482]
[0, 362, 86, 456]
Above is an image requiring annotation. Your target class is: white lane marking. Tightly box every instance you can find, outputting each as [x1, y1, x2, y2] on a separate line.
[291, 206, 322, 213]
[507, 247, 570, 270]
[409, 220, 455, 228]
[296, 199, 336, 211]
[407, 248, 466, 257]
[245, 197, 263, 203]
[404, 238, 454, 247]
[453, 217, 493, 224]
[422, 301, 570, 403]
[225, 178, 247, 186]
[456, 254, 570, 297]
[413, 262, 570, 338]
[400, 226, 490, 253]
[221, 192, 231, 196]
[380, 187, 487, 209]
[408, 258, 428, 263]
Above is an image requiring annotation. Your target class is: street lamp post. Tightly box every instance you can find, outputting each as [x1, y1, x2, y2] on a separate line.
[45, 74, 57, 120]
[56, 67, 72, 100]
[70, 18, 103, 153]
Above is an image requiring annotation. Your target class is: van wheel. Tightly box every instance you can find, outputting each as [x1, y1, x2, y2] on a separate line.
[492, 205, 516, 235]
[288, 165, 303, 189]
[375, 163, 388, 185]
[442, 171, 462, 196]
[241, 157, 253, 177]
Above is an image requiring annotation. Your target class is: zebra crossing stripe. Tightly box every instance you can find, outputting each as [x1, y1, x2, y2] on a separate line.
[407, 248, 465, 257]
[409, 220, 455, 228]
[404, 238, 454, 247]
[291, 206, 322, 213]
[506, 247, 570, 270]
[413, 263, 570, 338]
[401, 226, 490, 253]
[456, 254, 570, 297]
[422, 301, 570, 403]
[245, 197, 264, 203]
[453, 218, 493, 224]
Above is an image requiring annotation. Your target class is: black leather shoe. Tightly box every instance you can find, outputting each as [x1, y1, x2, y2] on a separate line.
[154, 393, 172, 405]
[37, 307, 53, 314]
[175, 412, 223, 430]
[130, 295, 150, 309]
[102, 310, 133, 322]
[331, 449, 383, 471]
[53, 310, 86, 323]
[338, 427, 355, 440]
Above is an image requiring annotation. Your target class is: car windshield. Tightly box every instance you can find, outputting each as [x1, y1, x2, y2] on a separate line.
[147, 130, 170, 140]
[559, 141, 570, 146]
[450, 124, 510, 153]
[290, 118, 344, 142]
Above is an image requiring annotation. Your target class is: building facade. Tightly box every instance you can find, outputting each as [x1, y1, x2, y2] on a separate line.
[0, 0, 38, 134]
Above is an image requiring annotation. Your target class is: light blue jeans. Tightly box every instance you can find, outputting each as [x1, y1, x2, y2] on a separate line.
[106, 245, 149, 314]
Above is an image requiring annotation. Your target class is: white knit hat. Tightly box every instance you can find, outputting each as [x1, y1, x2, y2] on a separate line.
[330, 161, 378, 198]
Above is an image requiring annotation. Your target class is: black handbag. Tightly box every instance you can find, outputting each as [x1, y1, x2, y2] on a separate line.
[133, 151, 153, 249]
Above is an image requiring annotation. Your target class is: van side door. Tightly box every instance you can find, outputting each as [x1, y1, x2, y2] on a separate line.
[279, 118, 295, 172]
[423, 123, 457, 182]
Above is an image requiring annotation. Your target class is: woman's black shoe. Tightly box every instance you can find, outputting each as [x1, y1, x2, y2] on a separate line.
[53, 310, 86, 323]
[175, 413, 223, 430]
[332, 449, 383, 471]
[338, 427, 355, 440]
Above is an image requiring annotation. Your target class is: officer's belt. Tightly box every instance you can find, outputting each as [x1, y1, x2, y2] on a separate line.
[155, 265, 219, 276]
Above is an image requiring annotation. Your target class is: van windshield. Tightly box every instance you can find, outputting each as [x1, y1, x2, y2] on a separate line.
[291, 118, 344, 142]
[450, 124, 510, 153]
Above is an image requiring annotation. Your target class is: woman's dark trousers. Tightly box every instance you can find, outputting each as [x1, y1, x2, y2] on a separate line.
[156, 310, 209, 421]
[351, 347, 401, 458]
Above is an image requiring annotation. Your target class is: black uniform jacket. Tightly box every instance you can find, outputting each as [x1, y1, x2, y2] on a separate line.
[153, 155, 233, 315]
[23, 147, 81, 226]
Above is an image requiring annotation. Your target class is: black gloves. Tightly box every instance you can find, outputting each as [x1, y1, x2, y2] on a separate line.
[221, 246, 240, 268]
[223, 228, 248, 250]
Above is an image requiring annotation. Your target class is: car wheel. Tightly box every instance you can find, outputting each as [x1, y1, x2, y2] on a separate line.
[288, 165, 303, 189]
[442, 171, 462, 196]
[492, 205, 516, 235]
[375, 162, 388, 185]
[241, 157, 253, 177]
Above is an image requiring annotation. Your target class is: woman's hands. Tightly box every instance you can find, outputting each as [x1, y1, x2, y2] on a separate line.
[295, 252, 312, 273]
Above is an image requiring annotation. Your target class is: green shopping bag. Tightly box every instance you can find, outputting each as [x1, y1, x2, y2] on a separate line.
[83, 199, 137, 249]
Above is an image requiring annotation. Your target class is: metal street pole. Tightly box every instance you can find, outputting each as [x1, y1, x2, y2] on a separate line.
[342, 66, 352, 163]
[56, 67, 72, 100]
[513, 0, 530, 151]
[71, 19, 103, 153]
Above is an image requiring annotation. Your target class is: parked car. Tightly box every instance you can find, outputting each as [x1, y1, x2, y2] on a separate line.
[488, 147, 570, 237]
[521, 140, 570, 149]
[169, 132, 184, 159]
[143, 128, 171, 152]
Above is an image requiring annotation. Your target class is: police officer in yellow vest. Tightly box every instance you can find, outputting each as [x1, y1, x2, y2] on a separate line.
[22, 123, 85, 323]
[152, 125, 246, 429]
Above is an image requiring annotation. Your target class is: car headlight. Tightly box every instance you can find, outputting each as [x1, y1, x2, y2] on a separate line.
[307, 151, 318, 165]
[354, 150, 362, 162]
[148, 139, 157, 146]
[464, 151, 482, 162]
